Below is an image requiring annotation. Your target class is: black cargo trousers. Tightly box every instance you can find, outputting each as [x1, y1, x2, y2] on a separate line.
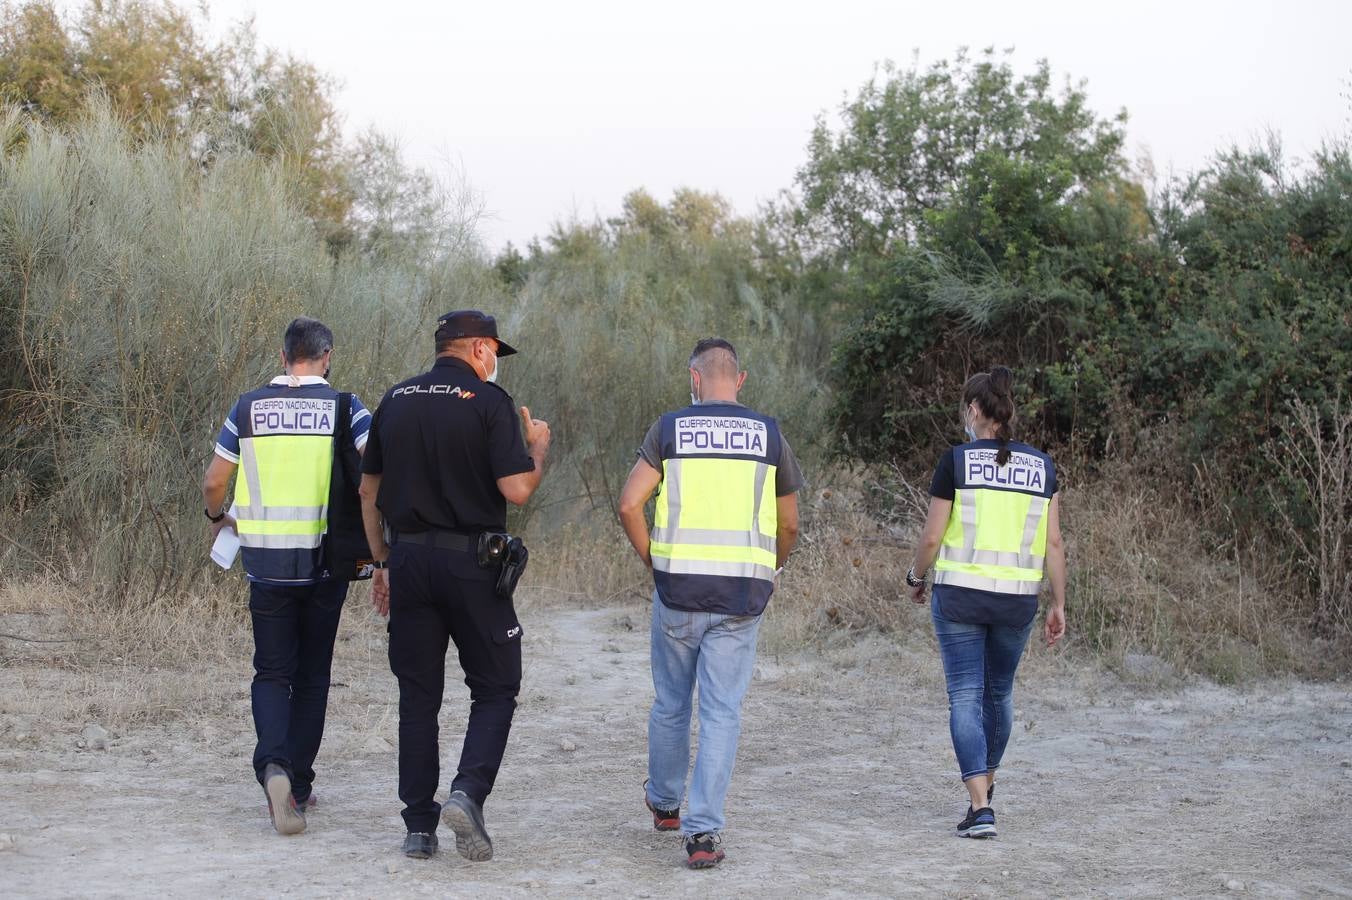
[387, 539, 524, 834]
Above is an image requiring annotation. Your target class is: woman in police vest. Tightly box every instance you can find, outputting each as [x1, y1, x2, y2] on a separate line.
[906, 366, 1067, 839]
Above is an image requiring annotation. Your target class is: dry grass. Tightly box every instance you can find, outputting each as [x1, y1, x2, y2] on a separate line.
[736, 462, 1342, 682]
[1063, 477, 1307, 681]
[799, 461, 1347, 682]
[516, 522, 654, 610]
[0, 578, 384, 735]
[0, 579, 244, 734]
[2, 462, 1343, 745]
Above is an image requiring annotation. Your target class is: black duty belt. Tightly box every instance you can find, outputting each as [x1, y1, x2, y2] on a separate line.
[391, 529, 475, 552]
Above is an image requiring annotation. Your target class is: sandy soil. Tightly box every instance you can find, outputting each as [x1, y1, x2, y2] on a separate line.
[1, 597, 1350, 899]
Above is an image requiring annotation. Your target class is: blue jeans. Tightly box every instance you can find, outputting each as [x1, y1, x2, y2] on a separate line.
[249, 580, 347, 801]
[931, 596, 1034, 782]
[646, 595, 761, 836]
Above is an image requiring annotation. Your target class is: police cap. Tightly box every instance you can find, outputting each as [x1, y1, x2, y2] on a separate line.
[434, 310, 518, 356]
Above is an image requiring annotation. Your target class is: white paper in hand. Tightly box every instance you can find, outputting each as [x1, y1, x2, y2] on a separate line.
[210, 504, 240, 569]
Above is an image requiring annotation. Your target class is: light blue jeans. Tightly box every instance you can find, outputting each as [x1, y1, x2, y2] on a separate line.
[646, 594, 761, 837]
[931, 596, 1035, 782]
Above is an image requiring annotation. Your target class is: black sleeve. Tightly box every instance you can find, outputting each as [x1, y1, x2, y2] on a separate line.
[487, 392, 535, 480]
[929, 449, 955, 500]
[360, 397, 386, 475]
[636, 419, 662, 470]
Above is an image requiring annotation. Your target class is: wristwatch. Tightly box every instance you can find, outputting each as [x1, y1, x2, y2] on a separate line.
[205, 507, 226, 523]
[905, 566, 926, 588]
[371, 560, 389, 570]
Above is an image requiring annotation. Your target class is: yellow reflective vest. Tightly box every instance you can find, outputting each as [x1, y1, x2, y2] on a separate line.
[649, 403, 782, 616]
[233, 383, 339, 581]
[933, 441, 1056, 596]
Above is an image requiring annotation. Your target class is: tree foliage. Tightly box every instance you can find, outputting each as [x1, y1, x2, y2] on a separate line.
[804, 51, 1351, 615]
[795, 47, 1127, 264]
[0, 0, 351, 232]
[795, 50, 1139, 456]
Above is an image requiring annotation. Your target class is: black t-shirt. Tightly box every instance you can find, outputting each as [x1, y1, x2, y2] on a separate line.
[361, 357, 535, 533]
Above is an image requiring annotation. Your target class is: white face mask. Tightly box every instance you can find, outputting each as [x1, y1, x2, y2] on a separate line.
[475, 344, 498, 383]
[690, 375, 699, 405]
[963, 405, 977, 441]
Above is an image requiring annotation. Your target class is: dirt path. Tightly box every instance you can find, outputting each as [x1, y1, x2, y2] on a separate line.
[2, 599, 1350, 898]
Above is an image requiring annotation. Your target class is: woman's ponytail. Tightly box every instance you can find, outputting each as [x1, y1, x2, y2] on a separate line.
[989, 366, 1014, 466]
[963, 366, 1017, 466]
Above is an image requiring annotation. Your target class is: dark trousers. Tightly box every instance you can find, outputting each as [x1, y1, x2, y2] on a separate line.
[387, 542, 523, 833]
[249, 579, 348, 801]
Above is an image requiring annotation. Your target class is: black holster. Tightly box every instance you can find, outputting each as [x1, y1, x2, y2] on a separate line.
[477, 532, 528, 601]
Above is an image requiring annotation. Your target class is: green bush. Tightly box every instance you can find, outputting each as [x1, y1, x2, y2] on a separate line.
[802, 52, 1351, 643]
[501, 191, 829, 528]
[0, 109, 831, 601]
[0, 101, 498, 600]
[809, 55, 1351, 483]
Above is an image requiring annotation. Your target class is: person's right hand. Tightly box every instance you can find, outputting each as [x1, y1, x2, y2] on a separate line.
[1044, 604, 1066, 647]
[372, 567, 390, 617]
[520, 406, 551, 451]
[909, 582, 927, 604]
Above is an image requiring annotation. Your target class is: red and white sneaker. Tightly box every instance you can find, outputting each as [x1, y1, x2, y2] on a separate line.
[684, 832, 725, 869]
[642, 780, 680, 831]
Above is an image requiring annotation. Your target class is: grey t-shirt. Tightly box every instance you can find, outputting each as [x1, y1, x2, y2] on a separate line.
[636, 403, 805, 496]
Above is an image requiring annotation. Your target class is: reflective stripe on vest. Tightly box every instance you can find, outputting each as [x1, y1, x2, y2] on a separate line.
[236, 434, 332, 549]
[233, 394, 336, 578]
[650, 451, 780, 617]
[650, 456, 778, 575]
[933, 487, 1048, 595]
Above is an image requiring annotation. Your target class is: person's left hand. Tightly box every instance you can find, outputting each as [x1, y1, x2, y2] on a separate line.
[909, 581, 927, 604]
[209, 514, 236, 542]
[372, 567, 390, 617]
[1044, 605, 1066, 647]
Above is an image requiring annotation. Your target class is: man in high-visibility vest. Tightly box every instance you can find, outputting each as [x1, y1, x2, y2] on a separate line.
[618, 337, 803, 869]
[202, 316, 371, 836]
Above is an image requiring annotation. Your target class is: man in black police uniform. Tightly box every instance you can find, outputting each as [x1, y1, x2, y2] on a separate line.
[358, 310, 550, 862]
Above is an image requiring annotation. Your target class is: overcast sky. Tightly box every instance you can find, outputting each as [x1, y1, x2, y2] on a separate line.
[191, 0, 1349, 252]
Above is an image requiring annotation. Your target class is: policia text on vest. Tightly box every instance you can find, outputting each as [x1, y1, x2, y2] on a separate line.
[933, 442, 1055, 597]
[649, 406, 784, 616]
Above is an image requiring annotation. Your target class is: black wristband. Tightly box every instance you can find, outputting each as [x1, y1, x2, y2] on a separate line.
[205, 507, 226, 523]
[371, 560, 389, 570]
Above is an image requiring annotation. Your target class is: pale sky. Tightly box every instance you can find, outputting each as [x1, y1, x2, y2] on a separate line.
[187, 0, 1352, 251]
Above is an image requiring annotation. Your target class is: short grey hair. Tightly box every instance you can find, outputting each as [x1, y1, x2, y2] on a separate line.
[283, 317, 334, 363]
